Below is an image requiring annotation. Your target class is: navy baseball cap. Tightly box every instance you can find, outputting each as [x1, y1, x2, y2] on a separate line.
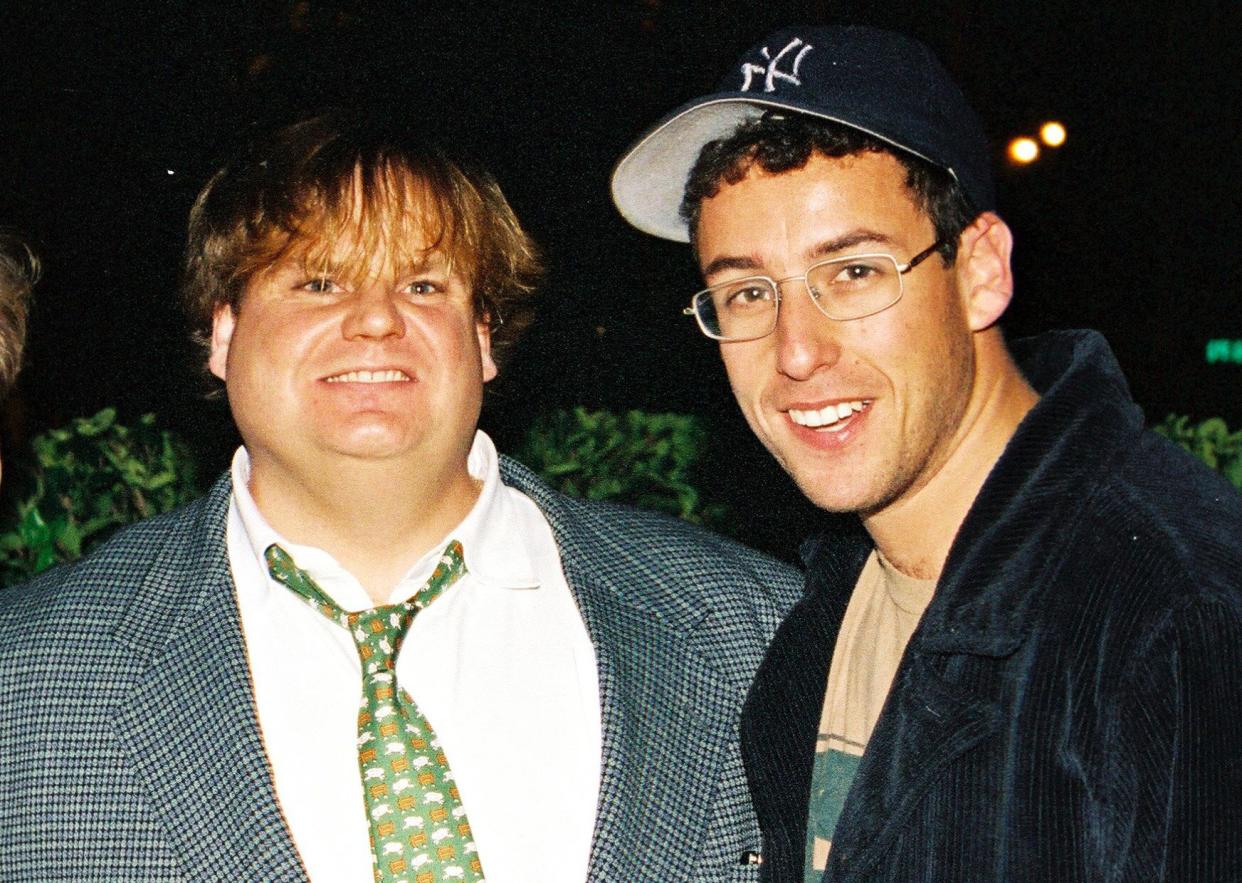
[611, 25, 995, 243]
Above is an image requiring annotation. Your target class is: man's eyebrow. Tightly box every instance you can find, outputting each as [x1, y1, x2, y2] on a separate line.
[402, 252, 453, 274]
[701, 230, 900, 279]
[808, 230, 897, 260]
[700, 255, 763, 279]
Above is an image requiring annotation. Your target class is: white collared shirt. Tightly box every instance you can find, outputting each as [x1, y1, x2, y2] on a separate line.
[228, 432, 601, 883]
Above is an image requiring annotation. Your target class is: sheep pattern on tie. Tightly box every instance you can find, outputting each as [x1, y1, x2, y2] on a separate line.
[265, 540, 485, 883]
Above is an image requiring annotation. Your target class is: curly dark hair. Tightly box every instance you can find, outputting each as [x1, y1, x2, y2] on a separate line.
[680, 112, 978, 262]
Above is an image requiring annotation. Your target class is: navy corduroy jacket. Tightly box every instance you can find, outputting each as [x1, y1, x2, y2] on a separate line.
[743, 330, 1242, 883]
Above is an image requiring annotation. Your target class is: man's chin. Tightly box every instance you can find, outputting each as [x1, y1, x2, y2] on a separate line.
[319, 429, 420, 463]
[783, 463, 890, 516]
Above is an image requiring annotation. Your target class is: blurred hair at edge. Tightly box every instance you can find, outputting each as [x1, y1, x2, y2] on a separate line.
[0, 230, 36, 395]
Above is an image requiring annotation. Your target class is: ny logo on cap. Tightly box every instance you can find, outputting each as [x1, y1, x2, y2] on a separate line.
[740, 38, 814, 93]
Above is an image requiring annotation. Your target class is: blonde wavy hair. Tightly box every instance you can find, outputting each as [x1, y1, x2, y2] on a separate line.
[182, 113, 542, 372]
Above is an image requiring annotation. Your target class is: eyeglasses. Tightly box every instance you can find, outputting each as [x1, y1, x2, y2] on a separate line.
[684, 240, 945, 341]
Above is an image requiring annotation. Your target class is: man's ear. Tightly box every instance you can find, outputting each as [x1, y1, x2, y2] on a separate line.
[207, 304, 237, 381]
[954, 212, 1015, 332]
[477, 316, 498, 384]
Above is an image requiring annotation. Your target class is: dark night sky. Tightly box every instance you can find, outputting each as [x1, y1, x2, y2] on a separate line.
[2, 1, 1240, 552]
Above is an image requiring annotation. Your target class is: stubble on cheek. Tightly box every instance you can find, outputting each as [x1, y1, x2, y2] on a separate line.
[870, 322, 977, 516]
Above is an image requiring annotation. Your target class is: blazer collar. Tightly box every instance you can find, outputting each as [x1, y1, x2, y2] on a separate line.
[109, 476, 235, 659]
[499, 455, 719, 634]
[111, 475, 307, 881]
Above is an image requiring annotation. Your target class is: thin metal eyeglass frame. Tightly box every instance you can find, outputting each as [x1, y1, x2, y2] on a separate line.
[684, 239, 946, 341]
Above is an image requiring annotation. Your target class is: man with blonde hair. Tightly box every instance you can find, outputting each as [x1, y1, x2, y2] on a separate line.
[0, 113, 800, 882]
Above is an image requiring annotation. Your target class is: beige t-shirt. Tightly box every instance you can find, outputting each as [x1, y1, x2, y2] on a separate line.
[804, 550, 936, 881]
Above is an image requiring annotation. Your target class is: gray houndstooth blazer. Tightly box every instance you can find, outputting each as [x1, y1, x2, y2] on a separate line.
[0, 456, 802, 882]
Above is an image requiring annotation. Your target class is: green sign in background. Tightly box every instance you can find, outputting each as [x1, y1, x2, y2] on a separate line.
[1206, 340, 1242, 364]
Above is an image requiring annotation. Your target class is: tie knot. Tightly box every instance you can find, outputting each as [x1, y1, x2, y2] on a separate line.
[349, 606, 414, 673]
[264, 540, 469, 673]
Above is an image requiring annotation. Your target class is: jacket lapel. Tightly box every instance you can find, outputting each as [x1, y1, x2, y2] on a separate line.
[741, 525, 863, 880]
[814, 529, 1011, 883]
[825, 652, 1002, 882]
[769, 525, 1005, 883]
[497, 457, 743, 881]
[571, 561, 740, 882]
[111, 480, 306, 882]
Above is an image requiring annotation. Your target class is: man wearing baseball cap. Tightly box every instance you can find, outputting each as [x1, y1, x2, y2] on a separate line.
[613, 25, 1242, 883]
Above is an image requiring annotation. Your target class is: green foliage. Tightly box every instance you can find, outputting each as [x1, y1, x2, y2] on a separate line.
[516, 407, 727, 527]
[1153, 414, 1242, 490]
[0, 408, 201, 586]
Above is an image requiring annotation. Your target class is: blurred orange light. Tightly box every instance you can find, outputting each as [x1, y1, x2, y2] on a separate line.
[1040, 122, 1067, 147]
[1008, 137, 1040, 164]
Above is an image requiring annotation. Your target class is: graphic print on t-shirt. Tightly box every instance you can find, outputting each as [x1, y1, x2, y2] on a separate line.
[805, 731, 865, 880]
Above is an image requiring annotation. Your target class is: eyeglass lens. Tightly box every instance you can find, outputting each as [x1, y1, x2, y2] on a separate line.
[696, 254, 903, 340]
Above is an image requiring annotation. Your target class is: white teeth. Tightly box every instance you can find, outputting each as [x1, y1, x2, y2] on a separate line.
[788, 400, 869, 429]
[325, 369, 411, 384]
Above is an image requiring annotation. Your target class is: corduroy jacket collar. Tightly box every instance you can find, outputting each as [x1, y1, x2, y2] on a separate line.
[800, 329, 1146, 658]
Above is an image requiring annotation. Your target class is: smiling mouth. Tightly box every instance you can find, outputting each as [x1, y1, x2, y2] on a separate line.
[324, 369, 412, 384]
[788, 399, 871, 431]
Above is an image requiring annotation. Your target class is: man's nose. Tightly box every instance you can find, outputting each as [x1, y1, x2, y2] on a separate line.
[773, 280, 842, 380]
[342, 287, 405, 340]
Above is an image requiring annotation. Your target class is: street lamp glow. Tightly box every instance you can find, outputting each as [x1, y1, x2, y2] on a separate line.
[1008, 137, 1040, 164]
[1040, 121, 1067, 147]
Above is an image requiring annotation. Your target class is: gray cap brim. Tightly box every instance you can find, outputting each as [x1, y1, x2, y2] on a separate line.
[611, 94, 946, 244]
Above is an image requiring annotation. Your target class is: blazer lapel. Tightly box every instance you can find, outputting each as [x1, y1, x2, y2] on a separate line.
[572, 574, 740, 882]
[495, 455, 764, 879]
[111, 483, 306, 882]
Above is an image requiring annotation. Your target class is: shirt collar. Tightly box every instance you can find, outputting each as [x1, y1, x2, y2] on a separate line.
[231, 430, 540, 610]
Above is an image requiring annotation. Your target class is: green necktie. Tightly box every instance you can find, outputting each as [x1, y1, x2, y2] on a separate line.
[265, 540, 486, 883]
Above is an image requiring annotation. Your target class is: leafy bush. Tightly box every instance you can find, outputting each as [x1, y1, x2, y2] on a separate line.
[515, 406, 728, 527]
[0, 408, 201, 586]
[0, 406, 726, 587]
[1153, 414, 1242, 490]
